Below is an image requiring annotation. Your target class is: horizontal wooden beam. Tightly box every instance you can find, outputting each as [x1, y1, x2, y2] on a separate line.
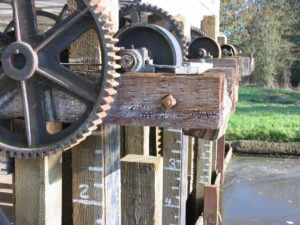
[0, 72, 232, 131]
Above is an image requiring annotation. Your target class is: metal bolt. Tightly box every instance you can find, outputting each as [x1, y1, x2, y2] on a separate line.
[162, 95, 177, 109]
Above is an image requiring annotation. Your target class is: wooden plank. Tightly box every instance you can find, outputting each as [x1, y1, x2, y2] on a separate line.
[162, 128, 189, 225]
[183, 77, 232, 141]
[205, 67, 238, 111]
[121, 154, 162, 225]
[194, 139, 213, 218]
[14, 122, 62, 225]
[216, 135, 225, 175]
[0, 174, 13, 223]
[107, 73, 225, 129]
[15, 153, 62, 225]
[72, 126, 121, 225]
[201, 15, 219, 40]
[1, 73, 228, 131]
[203, 173, 221, 225]
[124, 126, 150, 155]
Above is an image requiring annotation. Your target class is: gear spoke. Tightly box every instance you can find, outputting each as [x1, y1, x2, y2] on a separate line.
[37, 63, 98, 103]
[0, 76, 17, 97]
[12, 0, 37, 42]
[20, 80, 46, 147]
[35, 7, 90, 52]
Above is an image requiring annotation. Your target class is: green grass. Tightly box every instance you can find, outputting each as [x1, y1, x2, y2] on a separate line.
[226, 86, 300, 143]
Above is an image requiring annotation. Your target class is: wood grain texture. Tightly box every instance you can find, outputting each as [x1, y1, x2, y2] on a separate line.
[162, 128, 189, 225]
[183, 77, 232, 140]
[203, 173, 221, 225]
[121, 155, 162, 225]
[72, 126, 121, 225]
[0, 73, 228, 131]
[107, 73, 225, 130]
[15, 153, 62, 225]
[124, 126, 150, 156]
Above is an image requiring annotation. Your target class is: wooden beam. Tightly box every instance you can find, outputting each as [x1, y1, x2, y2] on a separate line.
[72, 125, 121, 225]
[107, 73, 225, 130]
[203, 173, 221, 225]
[201, 16, 219, 40]
[124, 126, 150, 156]
[15, 153, 62, 225]
[162, 128, 189, 225]
[121, 154, 162, 225]
[194, 139, 213, 219]
[216, 135, 225, 175]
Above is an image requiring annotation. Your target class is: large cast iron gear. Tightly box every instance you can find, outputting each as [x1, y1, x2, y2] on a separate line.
[221, 43, 238, 57]
[119, 3, 188, 60]
[0, 0, 120, 158]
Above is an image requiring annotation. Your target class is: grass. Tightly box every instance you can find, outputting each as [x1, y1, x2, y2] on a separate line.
[226, 86, 300, 143]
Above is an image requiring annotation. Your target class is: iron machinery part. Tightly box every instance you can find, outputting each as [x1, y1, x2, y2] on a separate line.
[119, 3, 188, 59]
[116, 23, 183, 67]
[221, 43, 238, 57]
[0, 0, 120, 158]
[119, 47, 154, 72]
[188, 36, 221, 59]
[191, 26, 206, 41]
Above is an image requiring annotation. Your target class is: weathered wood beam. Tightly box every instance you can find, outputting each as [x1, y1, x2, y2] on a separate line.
[121, 154, 163, 225]
[124, 126, 150, 156]
[162, 128, 189, 225]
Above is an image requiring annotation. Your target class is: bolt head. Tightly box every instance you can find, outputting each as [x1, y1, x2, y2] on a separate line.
[162, 95, 177, 109]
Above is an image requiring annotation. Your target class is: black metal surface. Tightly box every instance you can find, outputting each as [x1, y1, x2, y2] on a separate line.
[119, 3, 188, 59]
[191, 26, 205, 41]
[0, 0, 119, 157]
[188, 36, 221, 59]
[116, 22, 183, 66]
[221, 43, 238, 57]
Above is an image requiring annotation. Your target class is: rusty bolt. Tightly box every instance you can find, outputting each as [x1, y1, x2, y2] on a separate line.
[162, 95, 177, 109]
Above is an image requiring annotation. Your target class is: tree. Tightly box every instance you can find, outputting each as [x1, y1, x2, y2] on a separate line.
[220, 0, 298, 87]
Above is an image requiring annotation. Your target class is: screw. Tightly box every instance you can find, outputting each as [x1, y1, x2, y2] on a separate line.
[162, 95, 177, 109]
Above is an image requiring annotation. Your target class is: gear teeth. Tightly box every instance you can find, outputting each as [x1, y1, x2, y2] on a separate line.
[103, 95, 114, 104]
[107, 79, 119, 87]
[104, 87, 117, 96]
[108, 71, 120, 78]
[108, 63, 121, 70]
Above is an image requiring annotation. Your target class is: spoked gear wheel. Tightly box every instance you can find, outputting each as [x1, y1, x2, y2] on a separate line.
[119, 3, 188, 60]
[0, 0, 119, 158]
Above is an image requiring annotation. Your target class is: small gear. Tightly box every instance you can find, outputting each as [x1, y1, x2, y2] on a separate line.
[119, 3, 188, 60]
[0, 0, 120, 158]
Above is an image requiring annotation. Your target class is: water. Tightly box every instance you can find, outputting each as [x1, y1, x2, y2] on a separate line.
[222, 156, 300, 225]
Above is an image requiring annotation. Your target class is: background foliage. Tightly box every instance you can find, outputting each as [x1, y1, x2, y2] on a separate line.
[220, 0, 300, 87]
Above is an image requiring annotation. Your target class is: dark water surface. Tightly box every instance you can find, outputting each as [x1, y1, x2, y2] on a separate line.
[222, 156, 300, 225]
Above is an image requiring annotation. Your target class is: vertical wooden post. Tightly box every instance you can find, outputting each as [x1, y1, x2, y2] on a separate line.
[67, 0, 121, 224]
[162, 128, 189, 225]
[121, 154, 163, 225]
[201, 15, 219, 40]
[203, 173, 221, 225]
[15, 153, 62, 225]
[124, 126, 150, 156]
[194, 139, 213, 218]
[72, 125, 121, 225]
[14, 123, 62, 225]
[216, 136, 225, 175]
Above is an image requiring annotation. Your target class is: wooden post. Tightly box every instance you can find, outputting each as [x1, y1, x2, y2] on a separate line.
[194, 139, 213, 219]
[72, 125, 121, 225]
[67, 1, 121, 224]
[121, 154, 163, 225]
[14, 123, 62, 225]
[162, 128, 189, 225]
[216, 136, 225, 175]
[203, 173, 221, 225]
[124, 126, 150, 156]
[201, 15, 219, 40]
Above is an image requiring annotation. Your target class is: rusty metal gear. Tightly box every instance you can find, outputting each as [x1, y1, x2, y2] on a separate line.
[0, 0, 120, 158]
[221, 43, 238, 57]
[119, 2, 188, 60]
